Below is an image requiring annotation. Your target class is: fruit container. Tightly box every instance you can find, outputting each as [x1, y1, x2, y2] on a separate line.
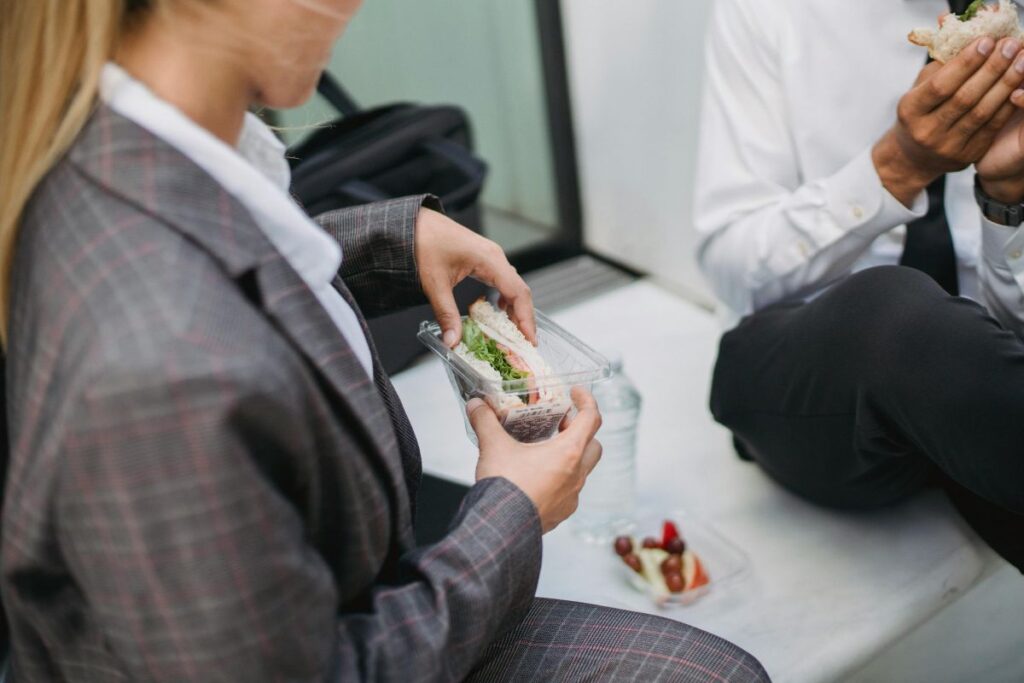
[613, 511, 750, 608]
[418, 309, 611, 444]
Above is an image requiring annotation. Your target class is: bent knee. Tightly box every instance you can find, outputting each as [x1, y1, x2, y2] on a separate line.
[826, 266, 946, 329]
[824, 267, 973, 371]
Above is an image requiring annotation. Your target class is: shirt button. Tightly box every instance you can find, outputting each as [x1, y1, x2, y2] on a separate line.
[852, 205, 865, 220]
[1010, 250, 1023, 261]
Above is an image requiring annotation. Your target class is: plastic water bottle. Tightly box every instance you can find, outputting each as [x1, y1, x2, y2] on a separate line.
[571, 357, 641, 543]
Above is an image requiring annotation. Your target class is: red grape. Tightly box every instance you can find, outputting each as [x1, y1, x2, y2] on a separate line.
[665, 573, 685, 593]
[661, 555, 682, 575]
[665, 537, 686, 555]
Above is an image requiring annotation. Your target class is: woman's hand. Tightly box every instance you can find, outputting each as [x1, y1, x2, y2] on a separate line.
[469, 388, 603, 534]
[415, 208, 536, 348]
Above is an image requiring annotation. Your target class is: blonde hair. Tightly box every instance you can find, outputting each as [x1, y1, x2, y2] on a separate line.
[0, 0, 127, 346]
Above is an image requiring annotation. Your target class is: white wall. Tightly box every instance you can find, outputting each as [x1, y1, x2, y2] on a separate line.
[561, 0, 715, 307]
[279, 0, 558, 230]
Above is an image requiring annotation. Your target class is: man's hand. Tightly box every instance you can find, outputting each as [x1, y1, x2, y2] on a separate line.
[470, 388, 603, 534]
[414, 208, 536, 348]
[873, 36, 1024, 207]
[977, 100, 1024, 203]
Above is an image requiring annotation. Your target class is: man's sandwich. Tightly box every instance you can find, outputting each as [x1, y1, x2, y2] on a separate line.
[453, 298, 562, 410]
[910, 0, 1024, 63]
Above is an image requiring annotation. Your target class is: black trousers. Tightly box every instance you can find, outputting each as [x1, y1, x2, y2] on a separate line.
[711, 266, 1024, 572]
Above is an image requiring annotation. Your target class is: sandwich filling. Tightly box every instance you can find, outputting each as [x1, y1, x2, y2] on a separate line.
[454, 299, 557, 406]
[462, 319, 527, 382]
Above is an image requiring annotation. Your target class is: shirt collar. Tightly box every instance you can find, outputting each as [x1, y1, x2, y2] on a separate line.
[98, 62, 342, 287]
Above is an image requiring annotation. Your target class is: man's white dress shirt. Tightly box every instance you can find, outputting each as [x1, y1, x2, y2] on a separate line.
[696, 0, 1024, 336]
[99, 62, 375, 378]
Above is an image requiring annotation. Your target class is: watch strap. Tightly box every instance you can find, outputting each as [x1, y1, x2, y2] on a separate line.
[974, 174, 1024, 227]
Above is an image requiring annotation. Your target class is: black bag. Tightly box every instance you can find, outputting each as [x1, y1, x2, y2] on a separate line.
[289, 74, 489, 373]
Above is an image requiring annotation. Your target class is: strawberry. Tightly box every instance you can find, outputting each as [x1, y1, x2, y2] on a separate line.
[661, 520, 680, 549]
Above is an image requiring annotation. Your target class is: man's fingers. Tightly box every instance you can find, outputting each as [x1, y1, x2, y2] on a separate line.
[935, 39, 1024, 134]
[911, 37, 994, 114]
[427, 279, 462, 348]
[988, 100, 1018, 135]
[973, 52, 1024, 133]
[914, 61, 942, 87]
[965, 100, 1019, 155]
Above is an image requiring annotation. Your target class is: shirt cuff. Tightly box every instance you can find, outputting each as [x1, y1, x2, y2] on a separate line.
[825, 147, 928, 240]
[981, 216, 1024, 279]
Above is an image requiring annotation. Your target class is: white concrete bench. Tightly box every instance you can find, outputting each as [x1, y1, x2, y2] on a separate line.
[392, 280, 1021, 682]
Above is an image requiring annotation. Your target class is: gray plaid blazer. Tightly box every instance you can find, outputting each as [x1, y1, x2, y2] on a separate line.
[1, 106, 542, 681]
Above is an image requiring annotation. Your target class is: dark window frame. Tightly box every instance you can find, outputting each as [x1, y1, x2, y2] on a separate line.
[508, 0, 586, 274]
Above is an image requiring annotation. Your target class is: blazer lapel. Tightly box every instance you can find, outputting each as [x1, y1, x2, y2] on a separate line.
[331, 277, 423, 516]
[70, 106, 416, 551]
[257, 257, 415, 550]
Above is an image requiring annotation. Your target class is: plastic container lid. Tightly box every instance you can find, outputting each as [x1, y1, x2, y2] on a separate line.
[418, 308, 612, 443]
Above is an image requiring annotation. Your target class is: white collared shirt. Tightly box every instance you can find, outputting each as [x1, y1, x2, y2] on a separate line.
[696, 0, 1024, 336]
[99, 62, 374, 377]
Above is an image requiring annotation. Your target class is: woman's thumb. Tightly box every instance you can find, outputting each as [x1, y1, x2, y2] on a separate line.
[467, 398, 507, 444]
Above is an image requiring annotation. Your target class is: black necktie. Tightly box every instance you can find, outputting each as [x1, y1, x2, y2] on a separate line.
[899, 0, 967, 296]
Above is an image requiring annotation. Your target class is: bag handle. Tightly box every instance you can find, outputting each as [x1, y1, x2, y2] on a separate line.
[421, 138, 487, 206]
[334, 137, 488, 208]
[317, 71, 360, 118]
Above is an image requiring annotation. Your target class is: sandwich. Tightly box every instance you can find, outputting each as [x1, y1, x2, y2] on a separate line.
[453, 298, 562, 410]
[910, 0, 1024, 63]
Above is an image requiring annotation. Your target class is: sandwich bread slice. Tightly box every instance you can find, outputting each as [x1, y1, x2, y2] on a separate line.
[453, 299, 561, 409]
[910, 0, 1024, 63]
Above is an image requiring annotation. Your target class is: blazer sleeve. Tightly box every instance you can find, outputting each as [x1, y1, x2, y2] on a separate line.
[314, 195, 443, 316]
[55, 348, 542, 682]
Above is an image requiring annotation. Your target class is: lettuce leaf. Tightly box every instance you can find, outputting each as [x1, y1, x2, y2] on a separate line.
[462, 319, 528, 382]
[959, 0, 986, 21]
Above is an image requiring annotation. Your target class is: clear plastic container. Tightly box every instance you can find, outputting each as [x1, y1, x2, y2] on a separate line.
[615, 510, 750, 608]
[418, 309, 611, 444]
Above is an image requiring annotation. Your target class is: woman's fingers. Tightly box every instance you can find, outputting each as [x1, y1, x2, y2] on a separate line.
[564, 387, 602, 449]
[415, 208, 536, 346]
[581, 438, 603, 476]
[425, 275, 463, 348]
[475, 250, 537, 345]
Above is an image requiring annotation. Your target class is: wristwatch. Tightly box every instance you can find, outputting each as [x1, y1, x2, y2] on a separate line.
[974, 174, 1024, 227]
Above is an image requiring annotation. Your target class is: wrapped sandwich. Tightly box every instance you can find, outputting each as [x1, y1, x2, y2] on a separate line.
[452, 299, 571, 441]
[418, 298, 610, 444]
[910, 0, 1024, 63]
